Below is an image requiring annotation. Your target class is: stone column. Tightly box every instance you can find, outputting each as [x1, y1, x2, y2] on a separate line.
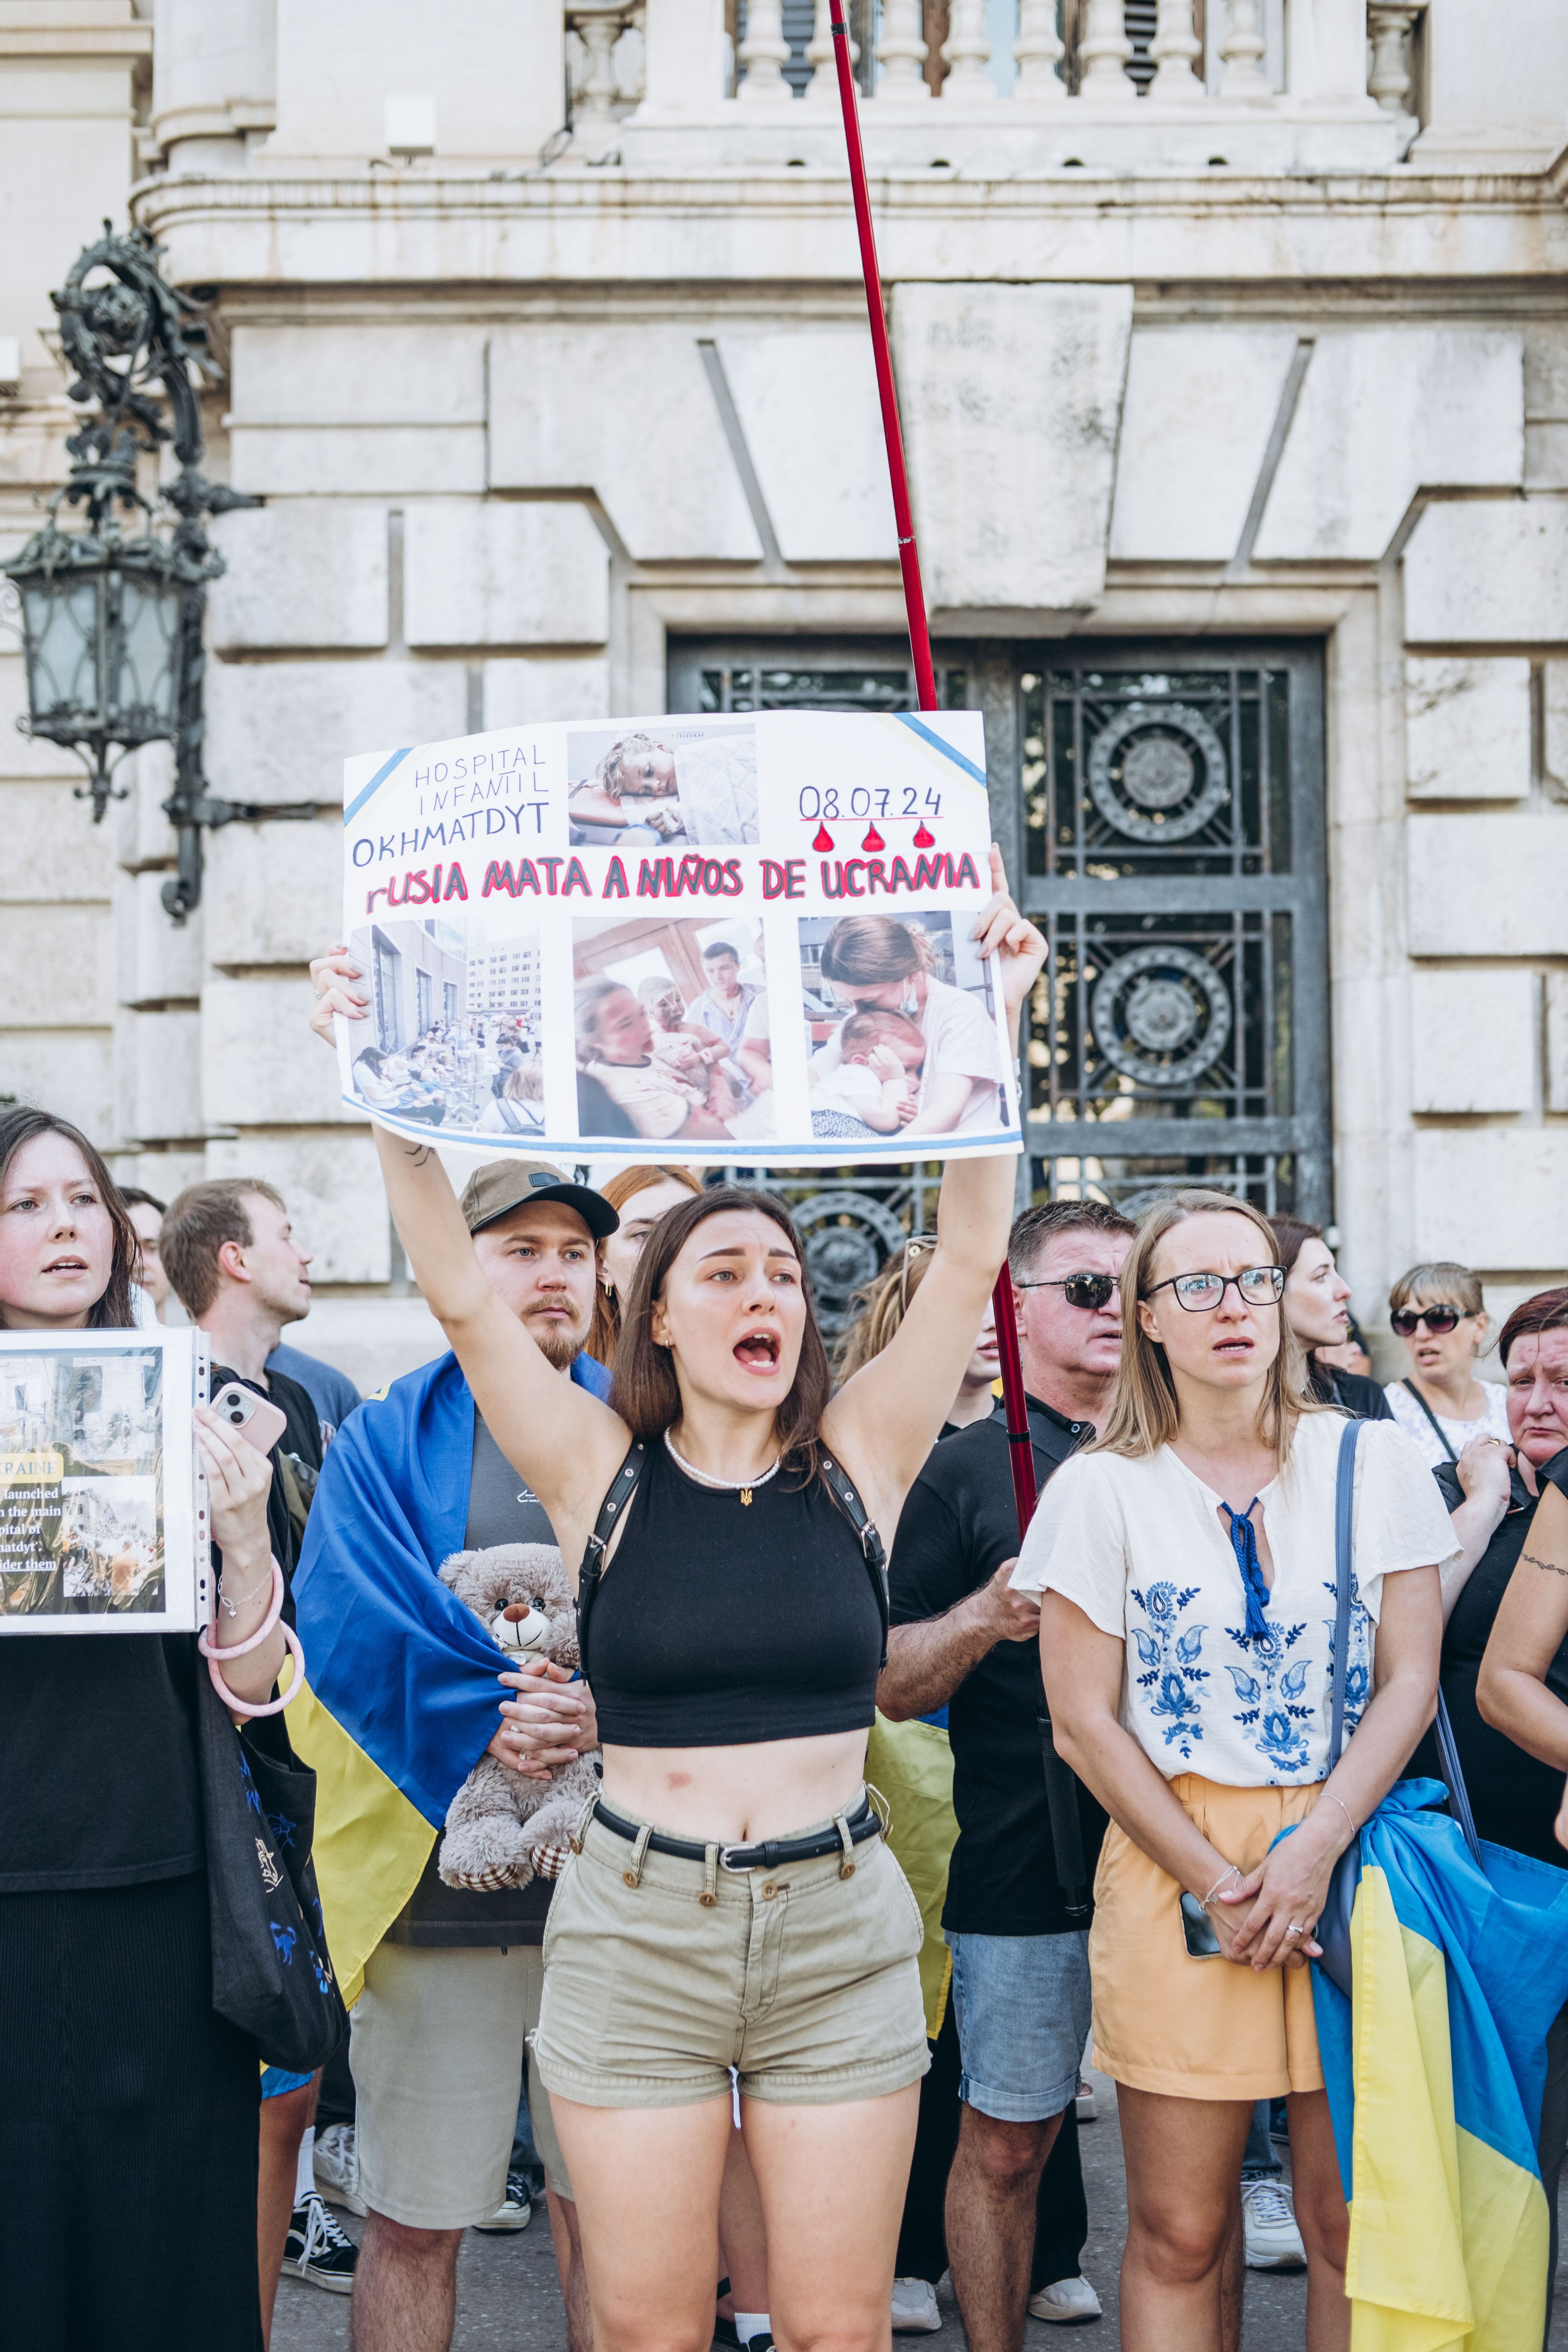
[567, 3, 632, 153]
[150, 0, 275, 172]
[1078, 0, 1134, 96]
[737, 0, 793, 100]
[1366, 3, 1420, 113]
[805, 0, 860, 101]
[1013, 0, 1067, 100]
[942, 0, 996, 97]
[1218, 0, 1272, 97]
[877, 0, 930, 96]
[1147, 0, 1207, 101]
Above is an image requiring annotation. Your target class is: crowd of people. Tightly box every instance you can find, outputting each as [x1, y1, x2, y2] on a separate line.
[5, 855, 1568, 2352]
[353, 1014, 543, 1135]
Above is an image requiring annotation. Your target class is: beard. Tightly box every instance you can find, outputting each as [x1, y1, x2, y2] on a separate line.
[525, 1306, 587, 1371]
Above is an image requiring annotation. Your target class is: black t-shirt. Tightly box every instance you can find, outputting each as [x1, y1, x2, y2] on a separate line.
[1408, 1449, 1568, 1870]
[1315, 1365, 1394, 1422]
[386, 1406, 562, 1949]
[209, 1360, 325, 1579]
[0, 1360, 326, 1895]
[889, 1397, 1108, 1937]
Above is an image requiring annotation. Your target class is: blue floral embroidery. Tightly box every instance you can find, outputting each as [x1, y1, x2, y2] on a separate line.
[1321, 1572, 1373, 1737]
[1129, 1582, 1209, 1759]
[1223, 1620, 1312, 1778]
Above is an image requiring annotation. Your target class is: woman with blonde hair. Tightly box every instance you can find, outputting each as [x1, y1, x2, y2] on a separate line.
[1010, 1188, 1455, 2351]
[1384, 1259, 1510, 1467]
[834, 1237, 998, 1431]
[588, 1164, 703, 1367]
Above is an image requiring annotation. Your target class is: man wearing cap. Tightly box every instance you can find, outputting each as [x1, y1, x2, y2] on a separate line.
[292, 1160, 615, 2352]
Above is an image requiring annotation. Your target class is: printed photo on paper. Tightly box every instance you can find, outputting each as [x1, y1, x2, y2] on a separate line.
[572, 916, 776, 1146]
[346, 914, 545, 1138]
[798, 910, 1010, 1143]
[0, 1330, 202, 1634]
[566, 719, 758, 849]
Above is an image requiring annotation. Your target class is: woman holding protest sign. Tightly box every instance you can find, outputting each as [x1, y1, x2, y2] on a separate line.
[307, 845, 1044, 2352]
[0, 1104, 292, 2351]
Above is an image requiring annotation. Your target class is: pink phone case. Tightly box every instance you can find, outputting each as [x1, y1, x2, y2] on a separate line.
[210, 1381, 289, 1458]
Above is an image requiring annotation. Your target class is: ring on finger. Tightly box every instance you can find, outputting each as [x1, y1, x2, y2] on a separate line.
[1286, 1921, 1306, 1937]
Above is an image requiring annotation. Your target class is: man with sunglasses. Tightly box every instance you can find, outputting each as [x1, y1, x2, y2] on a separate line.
[879, 1199, 1133, 2347]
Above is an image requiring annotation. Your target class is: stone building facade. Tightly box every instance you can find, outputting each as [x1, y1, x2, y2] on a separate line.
[1, 0, 1566, 1384]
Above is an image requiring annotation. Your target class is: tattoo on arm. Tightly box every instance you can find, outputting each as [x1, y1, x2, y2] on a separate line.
[1523, 1551, 1568, 1578]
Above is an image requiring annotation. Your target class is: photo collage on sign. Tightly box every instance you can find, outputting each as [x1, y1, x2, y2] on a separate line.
[338, 708, 1020, 1164]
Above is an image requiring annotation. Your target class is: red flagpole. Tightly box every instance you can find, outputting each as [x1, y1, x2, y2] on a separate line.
[825, 8, 1037, 1537]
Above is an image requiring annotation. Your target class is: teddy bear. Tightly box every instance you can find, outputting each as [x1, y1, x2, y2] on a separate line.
[435, 1541, 600, 1892]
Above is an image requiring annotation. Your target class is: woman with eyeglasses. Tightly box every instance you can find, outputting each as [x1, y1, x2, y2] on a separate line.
[1383, 1260, 1510, 1468]
[1010, 1189, 1453, 2352]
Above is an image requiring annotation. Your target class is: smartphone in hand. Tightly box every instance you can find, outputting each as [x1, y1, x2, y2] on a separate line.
[210, 1380, 288, 1458]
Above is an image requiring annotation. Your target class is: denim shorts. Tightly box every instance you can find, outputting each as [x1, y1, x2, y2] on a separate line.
[945, 1927, 1091, 2124]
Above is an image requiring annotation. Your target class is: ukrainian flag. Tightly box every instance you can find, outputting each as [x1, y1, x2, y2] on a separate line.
[866, 1712, 959, 2036]
[1312, 1779, 1568, 2350]
[289, 1348, 610, 2007]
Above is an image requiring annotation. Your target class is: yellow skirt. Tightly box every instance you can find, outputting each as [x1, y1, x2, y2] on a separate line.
[1089, 1773, 1326, 2104]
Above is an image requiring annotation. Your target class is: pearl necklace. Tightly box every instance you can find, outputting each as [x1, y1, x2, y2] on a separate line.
[664, 1429, 781, 1507]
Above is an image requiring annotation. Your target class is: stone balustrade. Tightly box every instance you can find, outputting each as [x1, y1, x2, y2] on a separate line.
[585, 0, 1419, 175]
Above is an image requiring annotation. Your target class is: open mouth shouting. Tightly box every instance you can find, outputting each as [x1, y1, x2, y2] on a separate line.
[734, 1328, 781, 1376]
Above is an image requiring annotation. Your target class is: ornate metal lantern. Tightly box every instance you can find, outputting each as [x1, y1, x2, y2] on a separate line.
[2, 224, 311, 917]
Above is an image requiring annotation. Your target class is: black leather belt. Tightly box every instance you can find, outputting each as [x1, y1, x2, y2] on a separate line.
[589, 1795, 881, 1874]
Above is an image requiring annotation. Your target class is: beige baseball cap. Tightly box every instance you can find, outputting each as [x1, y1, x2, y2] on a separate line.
[456, 1158, 619, 1242]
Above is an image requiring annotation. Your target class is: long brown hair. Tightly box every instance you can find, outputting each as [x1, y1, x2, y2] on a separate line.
[0, 1105, 138, 1331]
[588, 1163, 703, 1367]
[610, 1185, 831, 1478]
[1092, 1188, 1321, 1471]
[833, 1238, 935, 1385]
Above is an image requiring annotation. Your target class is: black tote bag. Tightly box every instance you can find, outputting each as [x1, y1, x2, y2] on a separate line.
[195, 1662, 348, 2072]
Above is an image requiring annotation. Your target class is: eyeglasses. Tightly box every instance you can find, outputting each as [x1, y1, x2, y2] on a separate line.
[899, 1234, 939, 1314]
[1015, 1271, 1119, 1313]
[1142, 1266, 1286, 1312]
[1390, 1303, 1469, 1338]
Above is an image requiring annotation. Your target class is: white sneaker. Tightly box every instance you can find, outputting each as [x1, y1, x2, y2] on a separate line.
[312, 2122, 366, 2219]
[890, 2277, 942, 2333]
[1074, 2076, 1098, 2122]
[1242, 2178, 1306, 2270]
[1029, 2275, 1103, 2324]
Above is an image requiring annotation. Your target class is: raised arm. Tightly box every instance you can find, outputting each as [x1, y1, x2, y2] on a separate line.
[825, 851, 1044, 1527]
[309, 950, 631, 1557]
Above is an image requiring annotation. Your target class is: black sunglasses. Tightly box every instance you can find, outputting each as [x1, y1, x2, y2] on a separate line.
[1015, 1271, 1119, 1312]
[1390, 1303, 1470, 1338]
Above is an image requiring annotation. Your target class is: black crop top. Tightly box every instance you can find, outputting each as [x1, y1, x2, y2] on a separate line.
[583, 1438, 885, 1748]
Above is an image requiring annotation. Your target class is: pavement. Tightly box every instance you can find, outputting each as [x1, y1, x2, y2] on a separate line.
[275, 2064, 1568, 2349]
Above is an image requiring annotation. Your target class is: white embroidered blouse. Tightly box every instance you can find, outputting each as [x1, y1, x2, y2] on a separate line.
[1010, 1411, 1459, 1788]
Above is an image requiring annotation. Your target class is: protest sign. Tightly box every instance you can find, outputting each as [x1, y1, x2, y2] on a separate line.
[337, 709, 1022, 1165]
[0, 1328, 208, 1634]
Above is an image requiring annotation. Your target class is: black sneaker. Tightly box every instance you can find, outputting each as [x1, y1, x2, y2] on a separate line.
[283, 2191, 358, 2292]
[473, 2170, 533, 2234]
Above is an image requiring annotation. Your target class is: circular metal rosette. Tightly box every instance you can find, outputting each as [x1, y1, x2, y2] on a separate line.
[789, 1188, 910, 1335]
[1086, 703, 1230, 842]
[1090, 946, 1233, 1090]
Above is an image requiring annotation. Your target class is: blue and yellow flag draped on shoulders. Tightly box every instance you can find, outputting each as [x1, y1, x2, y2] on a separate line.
[1312, 1779, 1568, 2352]
[289, 1347, 611, 2007]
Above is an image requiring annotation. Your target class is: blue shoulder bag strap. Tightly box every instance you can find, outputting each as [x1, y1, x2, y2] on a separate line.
[1330, 1415, 1481, 1858]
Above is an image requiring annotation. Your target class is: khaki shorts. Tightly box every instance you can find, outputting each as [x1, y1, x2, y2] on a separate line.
[352, 1940, 571, 2230]
[533, 1797, 929, 2110]
[1089, 1773, 1326, 2104]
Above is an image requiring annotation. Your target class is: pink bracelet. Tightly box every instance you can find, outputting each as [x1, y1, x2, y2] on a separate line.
[197, 1560, 307, 1718]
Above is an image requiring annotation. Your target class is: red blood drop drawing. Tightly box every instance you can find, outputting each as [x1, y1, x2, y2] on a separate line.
[861, 824, 885, 852]
[913, 822, 936, 848]
[812, 824, 835, 852]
